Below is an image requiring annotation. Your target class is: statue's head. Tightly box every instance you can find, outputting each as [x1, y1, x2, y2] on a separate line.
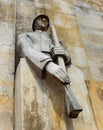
[32, 14, 49, 31]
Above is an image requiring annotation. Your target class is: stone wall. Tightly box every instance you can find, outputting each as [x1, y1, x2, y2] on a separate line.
[0, 0, 103, 130]
[15, 0, 103, 130]
[74, 0, 103, 81]
[0, 0, 16, 130]
[73, 1, 103, 130]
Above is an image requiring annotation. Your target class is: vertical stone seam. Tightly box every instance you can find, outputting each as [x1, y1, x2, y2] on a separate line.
[86, 81, 99, 130]
[20, 59, 23, 130]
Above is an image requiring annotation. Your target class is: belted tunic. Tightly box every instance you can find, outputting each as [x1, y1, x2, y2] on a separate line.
[17, 30, 71, 75]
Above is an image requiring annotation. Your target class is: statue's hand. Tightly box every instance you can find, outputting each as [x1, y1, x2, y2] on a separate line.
[50, 45, 71, 65]
[51, 45, 65, 60]
[46, 62, 70, 84]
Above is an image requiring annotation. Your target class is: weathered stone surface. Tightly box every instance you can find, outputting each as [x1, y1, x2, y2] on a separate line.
[88, 60, 103, 81]
[15, 58, 71, 130]
[73, 1, 103, 129]
[0, 23, 15, 45]
[73, 0, 103, 81]
[54, 15, 83, 47]
[82, 40, 103, 61]
[0, 0, 15, 130]
[0, 97, 13, 130]
[65, 45, 90, 80]
[67, 66, 97, 130]
[15, 1, 102, 130]
[34, 0, 75, 15]
[0, 1, 15, 23]
[86, 81, 103, 130]
[75, 0, 103, 11]
[72, 46, 91, 80]
[73, 46, 88, 67]
[15, 58, 97, 130]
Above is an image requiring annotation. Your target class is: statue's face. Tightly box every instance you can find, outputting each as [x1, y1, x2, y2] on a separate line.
[34, 16, 49, 31]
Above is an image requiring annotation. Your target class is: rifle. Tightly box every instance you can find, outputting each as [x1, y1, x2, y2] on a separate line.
[50, 23, 82, 118]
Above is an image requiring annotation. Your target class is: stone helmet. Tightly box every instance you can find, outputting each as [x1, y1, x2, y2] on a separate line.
[32, 14, 50, 31]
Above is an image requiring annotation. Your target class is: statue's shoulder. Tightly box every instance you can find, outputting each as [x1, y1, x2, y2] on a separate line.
[18, 32, 34, 38]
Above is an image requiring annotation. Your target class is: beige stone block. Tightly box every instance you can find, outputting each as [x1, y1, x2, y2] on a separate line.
[0, 45, 12, 54]
[77, 14, 103, 30]
[86, 81, 103, 130]
[67, 66, 97, 130]
[65, 45, 75, 60]
[74, 0, 103, 12]
[82, 39, 103, 60]
[0, 96, 13, 130]
[15, 58, 97, 130]
[0, 79, 13, 88]
[0, 63, 14, 80]
[82, 32, 103, 45]
[74, 0, 91, 9]
[73, 47, 88, 67]
[79, 16, 103, 45]
[0, 96, 13, 110]
[16, 1, 36, 18]
[0, 0, 15, 130]
[54, 21, 83, 47]
[0, 1, 15, 23]
[0, 53, 13, 65]
[74, 0, 103, 69]
[92, 4, 100, 11]
[0, 85, 13, 97]
[0, 111, 13, 130]
[88, 60, 103, 81]
[66, 15, 83, 47]
[83, 0, 103, 11]
[77, 66, 91, 81]
[34, 0, 75, 15]
[63, 45, 91, 80]
[74, 0, 103, 28]
[0, 23, 15, 45]
[100, 6, 103, 12]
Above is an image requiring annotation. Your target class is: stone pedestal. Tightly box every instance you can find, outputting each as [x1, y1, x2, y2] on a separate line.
[15, 58, 72, 130]
[15, 58, 97, 130]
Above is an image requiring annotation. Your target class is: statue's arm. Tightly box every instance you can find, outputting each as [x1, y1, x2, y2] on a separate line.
[17, 33, 70, 83]
[17, 33, 53, 72]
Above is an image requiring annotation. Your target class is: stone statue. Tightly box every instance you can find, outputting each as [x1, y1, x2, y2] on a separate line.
[17, 14, 71, 83]
[17, 14, 82, 118]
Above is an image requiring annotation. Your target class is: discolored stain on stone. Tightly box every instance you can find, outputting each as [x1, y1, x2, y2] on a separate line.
[86, 81, 103, 130]
[37, 0, 75, 15]
[97, 87, 103, 100]
[98, 65, 103, 75]
[0, 0, 15, 130]
[23, 108, 38, 130]
[0, 2, 15, 23]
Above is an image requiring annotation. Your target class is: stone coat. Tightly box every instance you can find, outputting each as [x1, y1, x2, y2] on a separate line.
[17, 30, 71, 76]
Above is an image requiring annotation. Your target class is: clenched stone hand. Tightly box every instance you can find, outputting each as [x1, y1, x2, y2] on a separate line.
[51, 45, 71, 65]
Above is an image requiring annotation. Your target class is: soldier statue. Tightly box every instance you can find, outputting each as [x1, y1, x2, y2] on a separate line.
[17, 14, 82, 118]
